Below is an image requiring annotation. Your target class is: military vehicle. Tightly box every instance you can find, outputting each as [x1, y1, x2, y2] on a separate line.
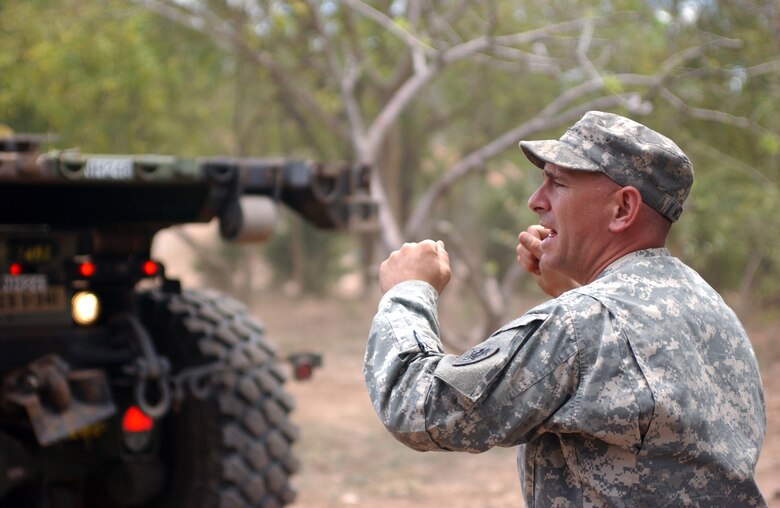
[0, 133, 375, 507]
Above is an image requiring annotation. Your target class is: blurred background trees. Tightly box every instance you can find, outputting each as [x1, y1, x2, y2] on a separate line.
[2, 0, 778, 347]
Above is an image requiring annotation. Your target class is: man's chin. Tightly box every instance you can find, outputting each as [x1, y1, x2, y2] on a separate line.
[538, 258, 556, 274]
[540, 259, 571, 278]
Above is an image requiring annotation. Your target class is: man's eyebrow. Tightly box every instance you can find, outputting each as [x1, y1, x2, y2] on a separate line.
[543, 168, 566, 180]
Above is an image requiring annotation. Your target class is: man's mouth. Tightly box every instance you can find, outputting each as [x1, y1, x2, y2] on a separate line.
[541, 227, 557, 245]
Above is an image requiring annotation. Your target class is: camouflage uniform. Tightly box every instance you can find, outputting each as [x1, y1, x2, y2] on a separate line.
[364, 112, 767, 506]
[364, 249, 766, 506]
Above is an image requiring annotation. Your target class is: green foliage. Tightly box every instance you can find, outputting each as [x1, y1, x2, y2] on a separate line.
[0, 0, 231, 154]
[677, 132, 780, 305]
[3, 0, 779, 305]
[0, 0, 348, 294]
[759, 134, 780, 157]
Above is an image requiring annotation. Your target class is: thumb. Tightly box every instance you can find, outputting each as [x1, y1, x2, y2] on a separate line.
[519, 231, 542, 257]
[436, 240, 448, 258]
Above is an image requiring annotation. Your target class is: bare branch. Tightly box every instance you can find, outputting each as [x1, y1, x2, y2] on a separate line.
[443, 18, 588, 63]
[137, 0, 349, 143]
[486, 45, 562, 74]
[343, 60, 371, 151]
[435, 221, 494, 313]
[304, 0, 345, 79]
[341, 0, 435, 61]
[422, 0, 465, 45]
[435, 221, 505, 350]
[440, 0, 473, 26]
[135, 0, 233, 49]
[571, 18, 651, 113]
[304, 0, 369, 151]
[336, 1, 408, 93]
[365, 62, 440, 158]
[575, 17, 600, 81]
[404, 92, 642, 239]
[538, 74, 654, 119]
[367, 18, 591, 160]
[686, 139, 777, 191]
[407, 0, 422, 26]
[371, 167, 406, 252]
[403, 56, 774, 241]
[745, 59, 780, 77]
[658, 88, 754, 130]
[657, 36, 743, 78]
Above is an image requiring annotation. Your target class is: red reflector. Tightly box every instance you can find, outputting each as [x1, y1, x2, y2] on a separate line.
[295, 363, 313, 380]
[9, 263, 22, 276]
[79, 262, 96, 278]
[142, 260, 158, 277]
[122, 406, 154, 433]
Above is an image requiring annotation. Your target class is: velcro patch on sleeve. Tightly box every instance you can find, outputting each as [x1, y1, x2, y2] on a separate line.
[434, 313, 547, 403]
[452, 344, 499, 366]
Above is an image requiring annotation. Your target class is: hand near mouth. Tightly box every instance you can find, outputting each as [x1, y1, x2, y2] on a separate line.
[517, 225, 579, 298]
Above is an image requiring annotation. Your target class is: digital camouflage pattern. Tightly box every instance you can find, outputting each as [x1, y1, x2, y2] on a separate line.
[364, 249, 766, 507]
[519, 111, 694, 222]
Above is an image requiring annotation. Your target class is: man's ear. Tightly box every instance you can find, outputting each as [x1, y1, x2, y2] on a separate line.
[608, 186, 642, 233]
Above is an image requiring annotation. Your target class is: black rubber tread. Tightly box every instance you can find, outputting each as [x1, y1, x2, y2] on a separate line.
[137, 288, 299, 508]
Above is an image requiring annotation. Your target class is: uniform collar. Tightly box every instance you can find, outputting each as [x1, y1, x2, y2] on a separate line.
[595, 248, 671, 281]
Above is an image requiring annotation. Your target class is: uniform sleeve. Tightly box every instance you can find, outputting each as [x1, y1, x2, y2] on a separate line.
[363, 281, 580, 453]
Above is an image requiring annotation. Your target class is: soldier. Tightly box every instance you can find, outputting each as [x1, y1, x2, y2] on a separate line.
[363, 111, 767, 506]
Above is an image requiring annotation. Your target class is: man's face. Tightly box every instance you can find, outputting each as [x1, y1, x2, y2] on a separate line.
[527, 163, 619, 284]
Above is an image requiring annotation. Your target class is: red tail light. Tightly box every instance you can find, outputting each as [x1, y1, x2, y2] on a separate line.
[9, 263, 22, 276]
[141, 260, 159, 277]
[288, 353, 322, 381]
[295, 362, 313, 380]
[122, 406, 154, 433]
[78, 261, 96, 278]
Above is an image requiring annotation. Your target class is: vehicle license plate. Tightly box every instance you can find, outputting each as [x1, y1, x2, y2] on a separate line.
[0, 275, 67, 315]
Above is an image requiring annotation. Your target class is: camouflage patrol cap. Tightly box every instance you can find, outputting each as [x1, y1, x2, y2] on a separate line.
[519, 111, 694, 222]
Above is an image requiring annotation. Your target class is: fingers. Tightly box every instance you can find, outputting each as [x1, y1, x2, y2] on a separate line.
[516, 225, 549, 275]
[379, 239, 451, 295]
[521, 225, 551, 250]
[516, 225, 580, 298]
[518, 232, 540, 257]
[436, 240, 450, 265]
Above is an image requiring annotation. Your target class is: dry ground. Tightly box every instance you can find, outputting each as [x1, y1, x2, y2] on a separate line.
[248, 292, 780, 508]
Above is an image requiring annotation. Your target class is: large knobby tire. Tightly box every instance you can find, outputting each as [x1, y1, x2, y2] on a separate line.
[137, 288, 299, 508]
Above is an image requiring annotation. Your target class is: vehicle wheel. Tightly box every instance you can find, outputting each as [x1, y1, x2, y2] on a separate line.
[136, 288, 299, 508]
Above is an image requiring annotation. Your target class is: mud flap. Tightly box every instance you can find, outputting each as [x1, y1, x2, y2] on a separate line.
[3, 355, 116, 446]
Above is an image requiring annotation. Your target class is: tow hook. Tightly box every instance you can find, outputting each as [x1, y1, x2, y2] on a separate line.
[2, 355, 115, 446]
[120, 313, 172, 419]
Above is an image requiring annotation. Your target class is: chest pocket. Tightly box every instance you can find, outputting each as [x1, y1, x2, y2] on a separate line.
[434, 313, 547, 405]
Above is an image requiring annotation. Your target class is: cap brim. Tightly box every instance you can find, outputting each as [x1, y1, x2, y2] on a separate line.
[519, 140, 600, 172]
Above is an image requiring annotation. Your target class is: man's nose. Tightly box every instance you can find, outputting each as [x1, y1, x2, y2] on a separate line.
[527, 185, 548, 214]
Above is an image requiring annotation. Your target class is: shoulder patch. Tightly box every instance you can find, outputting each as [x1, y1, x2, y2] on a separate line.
[453, 344, 499, 366]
